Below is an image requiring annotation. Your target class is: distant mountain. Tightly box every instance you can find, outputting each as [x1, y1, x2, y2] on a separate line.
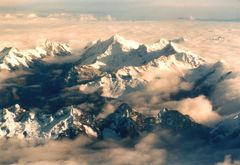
[66, 35, 205, 98]
[77, 34, 205, 71]
[0, 40, 71, 71]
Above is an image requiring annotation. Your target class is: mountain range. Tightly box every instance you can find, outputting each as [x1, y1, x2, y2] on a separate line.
[0, 35, 238, 146]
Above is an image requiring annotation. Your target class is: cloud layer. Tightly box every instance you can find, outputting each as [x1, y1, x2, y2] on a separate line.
[1, 130, 240, 165]
[0, 17, 240, 165]
[0, 0, 239, 20]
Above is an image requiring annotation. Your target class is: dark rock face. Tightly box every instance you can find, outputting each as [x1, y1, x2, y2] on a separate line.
[0, 103, 212, 141]
[97, 105, 210, 140]
[209, 114, 240, 144]
[157, 108, 210, 139]
[99, 103, 139, 139]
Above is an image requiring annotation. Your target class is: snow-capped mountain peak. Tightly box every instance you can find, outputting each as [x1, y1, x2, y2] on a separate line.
[0, 47, 32, 70]
[146, 38, 169, 52]
[0, 47, 18, 57]
[0, 41, 71, 71]
[77, 35, 205, 73]
[78, 35, 141, 67]
[0, 103, 210, 140]
[109, 34, 140, 49]
[66, 35, 207, 98]
[0, 104, 99, 139]
[39, 40, 71, 56]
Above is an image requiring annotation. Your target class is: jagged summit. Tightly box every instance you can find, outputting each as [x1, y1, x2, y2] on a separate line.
[0, 47, 33, 70]
[40, 40, 71, 56]
[0, 47, 19, 57]
[0, 103, 212, 140]
[158, 108, 198, 130]
[0, 40, 71, 71]
[109, 34, 140, 48]
[77, 35, 205, 72]
[0, 35, 205, 72]
[67, 35, 206, 98]
[0, 104, 98, 139]
[77, 35, 141, 67]
[146, 38, 169, 52]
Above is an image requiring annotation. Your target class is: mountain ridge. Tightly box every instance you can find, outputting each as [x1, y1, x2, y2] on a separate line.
[0, 35, 238, 145]
[0, 40, 71, 71]
[66, 35, 206, 98]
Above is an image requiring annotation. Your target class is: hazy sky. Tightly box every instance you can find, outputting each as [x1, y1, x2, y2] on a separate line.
[0, 0, 239, 20]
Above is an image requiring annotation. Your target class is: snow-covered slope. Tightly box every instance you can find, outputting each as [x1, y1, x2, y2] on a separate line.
[78, 34, 205, 72]
[0, 104, 98, 139]
[0, 40, 71, 71]
[67, 35, 206, 98]
[0, 103, 210, 140]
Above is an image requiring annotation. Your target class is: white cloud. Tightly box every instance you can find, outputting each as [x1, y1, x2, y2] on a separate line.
[164, 95, 222, 126]
[0, 137, 167, 165]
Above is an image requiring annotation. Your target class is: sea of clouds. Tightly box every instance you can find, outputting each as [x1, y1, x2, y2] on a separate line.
[0, 15, 240, 165]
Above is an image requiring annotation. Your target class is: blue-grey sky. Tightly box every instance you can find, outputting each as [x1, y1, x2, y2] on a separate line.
[0, 0, 239, 20]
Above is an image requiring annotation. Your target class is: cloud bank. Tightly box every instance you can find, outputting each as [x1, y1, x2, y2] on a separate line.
[0, 0, 239, 20]
[1, 130, 240, 165]
[164, 95, 222, 126]
[0, 18, 240, 165]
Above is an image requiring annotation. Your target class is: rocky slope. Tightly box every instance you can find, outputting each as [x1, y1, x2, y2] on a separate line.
[0, 103, 210, 140]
